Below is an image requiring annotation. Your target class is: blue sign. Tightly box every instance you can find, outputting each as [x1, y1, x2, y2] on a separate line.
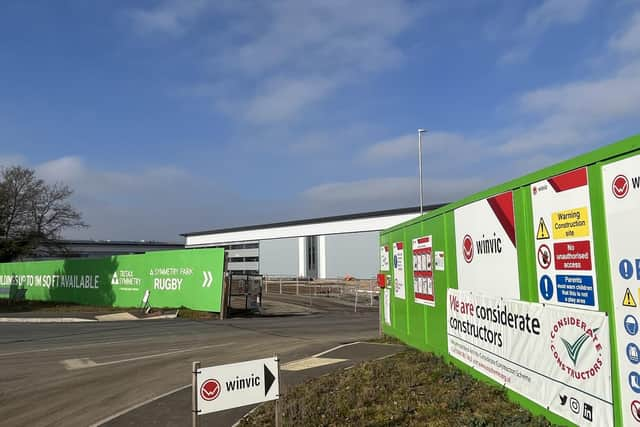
[539, 275, 553, 300]
[393, 255, 398, 268]
[555, 275, 595, 306]
[625, 315, 639, 336]
[628, 343, 640, 364]
[620, 259, 634, 280]
[629, 371, 640, 393]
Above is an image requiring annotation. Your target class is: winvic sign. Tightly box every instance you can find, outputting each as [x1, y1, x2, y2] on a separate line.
[0, 248, 225, 312]
[379, 134, 640, 426]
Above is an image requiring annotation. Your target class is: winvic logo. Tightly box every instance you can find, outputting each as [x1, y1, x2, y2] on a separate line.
[550, 316, 604, 381]
[462, 233, 503, 264]
[612, 174, 640, 199]
[462, 235, 474, 263]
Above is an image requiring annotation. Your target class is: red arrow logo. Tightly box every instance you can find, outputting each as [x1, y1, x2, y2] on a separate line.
[200, 379, 221, 401]
[613, 175, 629, 199]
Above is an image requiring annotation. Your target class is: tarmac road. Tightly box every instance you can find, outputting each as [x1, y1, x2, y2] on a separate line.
[0, 307, 379, 427]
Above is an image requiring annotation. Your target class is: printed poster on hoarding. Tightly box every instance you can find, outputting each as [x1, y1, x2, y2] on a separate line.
[602, 153, 640, 426]
[380, 245, 390, 271]
[531, 167, 599, 310]
[393, 242, 405, 299]
[384, 288, 391, 325]
[454, 191, 520, 299]
[447, 288, 613, 426]
[435, 251, 445, 271]
[412, 235, 434, 306]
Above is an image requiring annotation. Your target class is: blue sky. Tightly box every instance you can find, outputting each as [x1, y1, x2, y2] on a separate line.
[1, 0, 640, 241]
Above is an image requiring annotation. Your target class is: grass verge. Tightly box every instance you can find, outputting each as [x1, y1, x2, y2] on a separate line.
[239, 349, 553, 427]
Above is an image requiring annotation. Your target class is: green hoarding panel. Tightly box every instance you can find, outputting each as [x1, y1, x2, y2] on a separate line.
[379, 134, 640, 427]
[0, 248, 225, 312]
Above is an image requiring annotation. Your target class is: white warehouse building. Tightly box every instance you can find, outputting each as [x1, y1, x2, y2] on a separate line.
[181, 205, 445, 279]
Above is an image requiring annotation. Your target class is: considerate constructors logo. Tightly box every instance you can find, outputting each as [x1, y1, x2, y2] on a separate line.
[550, 316, 605, 381]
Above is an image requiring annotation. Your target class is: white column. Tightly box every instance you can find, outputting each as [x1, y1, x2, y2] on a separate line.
[318, 235, 326, 279]
[298, 237, 307, 278]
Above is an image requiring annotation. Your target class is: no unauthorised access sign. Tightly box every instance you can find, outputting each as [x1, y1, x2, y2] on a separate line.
[194, 357, 279, 416]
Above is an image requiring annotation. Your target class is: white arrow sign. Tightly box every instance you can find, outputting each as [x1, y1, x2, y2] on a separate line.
[195, 357, 279, 415]
[202, 271, 212, 287]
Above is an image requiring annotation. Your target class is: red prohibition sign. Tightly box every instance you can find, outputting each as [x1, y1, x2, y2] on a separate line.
[612, 175, 629, 199]
[537, 244, 551, 269]
[200, 379, 221, 401]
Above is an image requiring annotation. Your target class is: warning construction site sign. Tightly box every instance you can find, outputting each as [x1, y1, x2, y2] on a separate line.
[530, 167, 599, 311]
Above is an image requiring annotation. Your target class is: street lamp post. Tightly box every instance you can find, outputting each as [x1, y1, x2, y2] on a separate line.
[418, 129, 426, 215]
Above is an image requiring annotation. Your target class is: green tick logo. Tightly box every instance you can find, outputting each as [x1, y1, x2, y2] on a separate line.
[561, 328, 599, 366]
[550, 317, 605, 382]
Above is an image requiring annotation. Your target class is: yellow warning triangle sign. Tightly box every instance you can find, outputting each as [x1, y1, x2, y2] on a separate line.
[537, 217, 550, 240]
[623, 288, 637, 307]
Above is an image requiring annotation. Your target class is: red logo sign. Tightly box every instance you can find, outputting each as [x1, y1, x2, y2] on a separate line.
[200, 379, 221, 401]
[554, 241, 592, 271]
[462, 235, 474, 263]
[612, 175, 629, 199]
[537, 244, 551, 269]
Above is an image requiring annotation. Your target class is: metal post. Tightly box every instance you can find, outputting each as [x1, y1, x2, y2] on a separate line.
[192, 361, 200, 427]
[354, 289, 358, 313]
[275, 353, 282, 427]
[279, 277, 282, 294]
[296, 276, 299, 296]
[418, 128, 426, 215]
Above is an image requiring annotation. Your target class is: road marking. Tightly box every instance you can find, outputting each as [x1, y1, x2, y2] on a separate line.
[0, 317, 96, 323]
[312, 341, 361, 358]
[89, 383, 191, 427]
[281, 357, 348, 371]
[61, 343, 234, 370]
[0, 337, 168, 358]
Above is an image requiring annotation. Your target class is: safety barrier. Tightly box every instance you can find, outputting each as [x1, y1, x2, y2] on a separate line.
[379, 134, 640, 426]
[262, 275, 379, 311]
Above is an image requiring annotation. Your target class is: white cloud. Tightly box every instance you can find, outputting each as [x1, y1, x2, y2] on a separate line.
[19, 155, 259, 241]
[361, 131, 471, 163]
[498, 46, 532, 65]
[0, 154, 27, 169]
[496, 0, 592, 65]
[519, 69, 640, 124]
[126, 0, 209, 36]
[610, 12, 640, 53]
[151, 0, 418, 123]
[245, 76, 338, 123]
[301, 176, 489, 211]
[523, 0, 592, 34]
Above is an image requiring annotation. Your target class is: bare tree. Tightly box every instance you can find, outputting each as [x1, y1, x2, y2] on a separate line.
[0, 166, 87, 261]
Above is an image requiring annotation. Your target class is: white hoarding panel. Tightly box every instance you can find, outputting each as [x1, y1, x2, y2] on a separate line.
[531, 167, 599, 310]
[602, 153, 640, 426]
[393, 242, 405, 300]
[447, 289, 613, 426]
[197, 357, 279, 414]
[454, 191, 520, 299]
[380, 245, 390, 271]
[412, 235, 434, 306]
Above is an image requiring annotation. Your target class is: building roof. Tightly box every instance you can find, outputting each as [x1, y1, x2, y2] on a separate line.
[181, 204, 447, 237]
[182, 204, 448, 246]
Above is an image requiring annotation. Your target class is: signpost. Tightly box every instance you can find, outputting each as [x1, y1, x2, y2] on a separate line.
[192, 356, 280, 426]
